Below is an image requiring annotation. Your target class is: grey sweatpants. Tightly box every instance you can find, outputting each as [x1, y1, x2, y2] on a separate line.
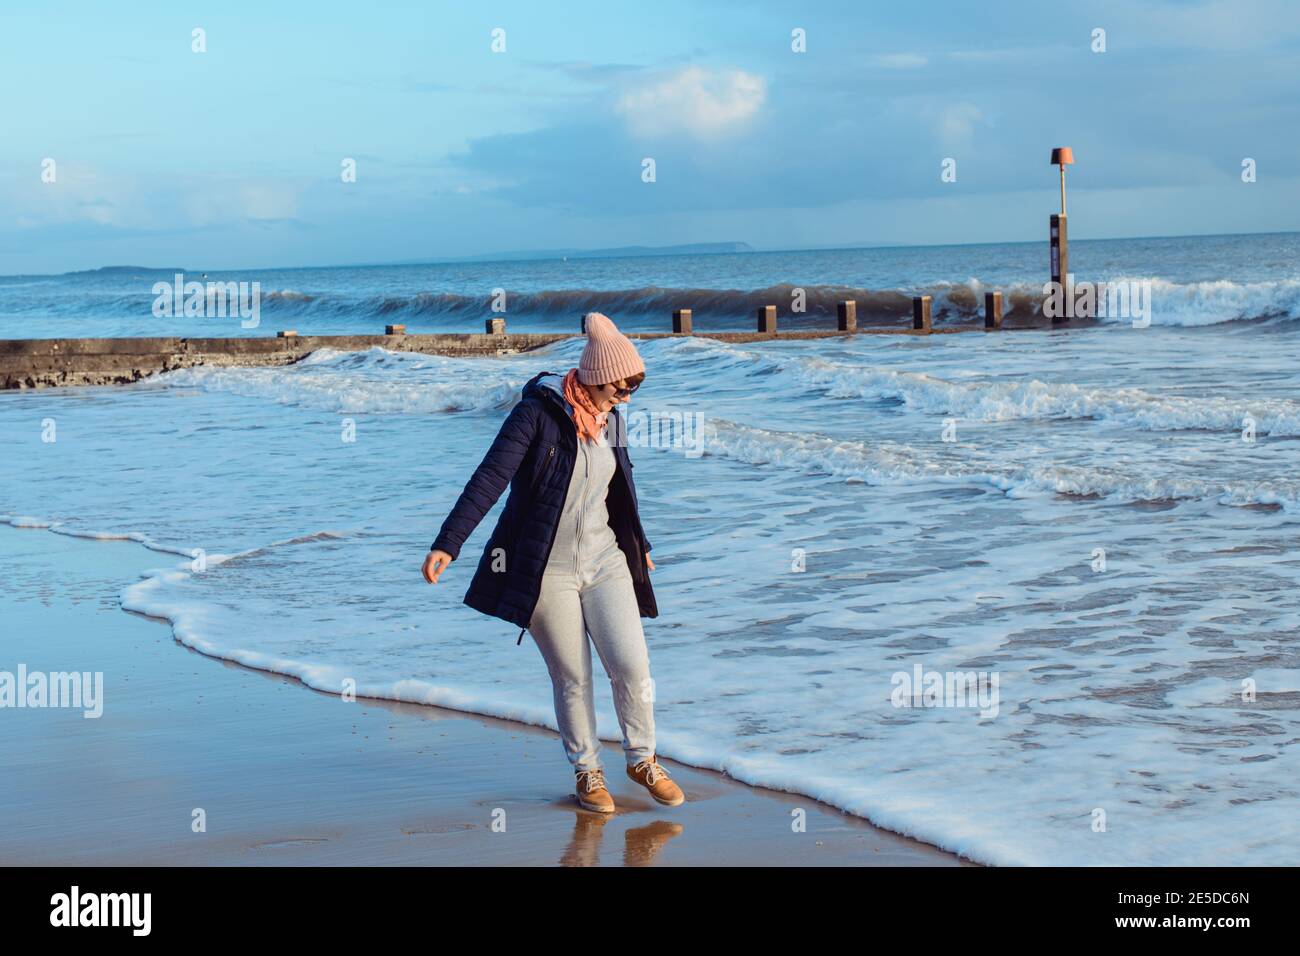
[526, 539, 656, 773]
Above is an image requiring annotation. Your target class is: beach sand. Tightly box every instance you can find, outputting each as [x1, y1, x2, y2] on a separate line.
[0, 526, 968, 867]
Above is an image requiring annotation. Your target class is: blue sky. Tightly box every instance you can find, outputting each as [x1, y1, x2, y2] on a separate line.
[2, 0, 1298, 273]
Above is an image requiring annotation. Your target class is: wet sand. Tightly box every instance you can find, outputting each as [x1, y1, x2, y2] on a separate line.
[0, 525, 969, 866]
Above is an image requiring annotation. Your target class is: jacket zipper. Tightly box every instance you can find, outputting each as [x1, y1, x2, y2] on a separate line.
[529, 444, 556, 494]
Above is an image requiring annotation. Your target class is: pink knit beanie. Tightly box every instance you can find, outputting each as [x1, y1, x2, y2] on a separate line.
[578, 312, 645, 385]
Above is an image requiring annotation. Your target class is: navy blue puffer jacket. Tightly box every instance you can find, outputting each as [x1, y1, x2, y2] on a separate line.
[430, 370, 658, 642]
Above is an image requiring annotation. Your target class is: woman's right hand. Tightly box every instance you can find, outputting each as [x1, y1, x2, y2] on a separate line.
[423, 549, 453, 584]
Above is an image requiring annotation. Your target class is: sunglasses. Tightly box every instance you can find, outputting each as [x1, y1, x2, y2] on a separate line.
[605, 379, 641, 398]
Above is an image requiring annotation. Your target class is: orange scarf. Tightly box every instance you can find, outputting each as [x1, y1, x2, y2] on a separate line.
[562, 367, 608, 444]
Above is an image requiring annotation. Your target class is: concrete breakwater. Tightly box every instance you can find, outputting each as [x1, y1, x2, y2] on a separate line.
[0, 325, 979, 390]
[1, 333, 562, 390]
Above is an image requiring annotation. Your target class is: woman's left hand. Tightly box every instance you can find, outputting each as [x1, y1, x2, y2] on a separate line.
[645, 552, 655, 572]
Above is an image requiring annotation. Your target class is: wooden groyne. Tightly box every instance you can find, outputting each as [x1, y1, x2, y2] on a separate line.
[1, 297, 1022, 390]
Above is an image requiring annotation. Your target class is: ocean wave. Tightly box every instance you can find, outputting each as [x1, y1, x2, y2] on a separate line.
[690, 417, 1300, 509]
[673, 337, 1300, 435]
[198, 284, 955, 325]
[0, 280, 1082, 326]
[153, 335, 1300, 437]
[1091, 276, 1300, 327]
[7, 277, 1300, 328]
[2, 514, 196, 556]
[152, 347, 527, 414]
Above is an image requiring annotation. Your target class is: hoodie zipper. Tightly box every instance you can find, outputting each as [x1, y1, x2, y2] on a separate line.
[574, 440, 586, 576]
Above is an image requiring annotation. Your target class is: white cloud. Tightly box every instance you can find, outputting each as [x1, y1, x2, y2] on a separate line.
[870, 53, 928, 69]
[181, 179, 300, 227]
[935, 102, 985, 148]
[4, 163, 302, 232]
[1121, 0, 1300, 51]
[614, 66, 766, 139]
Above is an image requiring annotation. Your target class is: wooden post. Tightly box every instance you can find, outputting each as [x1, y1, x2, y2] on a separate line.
[757, 304, 777, 334]
[911, 296, 932, 333]
[1050, 214, 1068, 325]
[485, 317, 505, 335]
[277, 330, 298, 338]
[385, 324, 406, 336]
[672, 308, 693, 334]
[837, 301, 857, 332]
[983, 292, 1003, 330]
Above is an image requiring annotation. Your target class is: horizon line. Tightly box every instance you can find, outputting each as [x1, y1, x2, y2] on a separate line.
[4, 228, 1297, 280]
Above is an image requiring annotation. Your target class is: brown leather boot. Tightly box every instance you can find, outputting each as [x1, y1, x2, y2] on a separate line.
[574, 768, 615, 813]
[626, 755, 684, 806]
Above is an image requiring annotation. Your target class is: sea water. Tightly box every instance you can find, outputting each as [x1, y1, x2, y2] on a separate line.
[2, 234, 1298, 865]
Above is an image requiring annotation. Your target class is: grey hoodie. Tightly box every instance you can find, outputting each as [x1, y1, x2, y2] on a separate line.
[537, 374, 622, 574]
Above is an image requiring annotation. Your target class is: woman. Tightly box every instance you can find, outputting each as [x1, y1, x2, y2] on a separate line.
[421, 311, 683, 814]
